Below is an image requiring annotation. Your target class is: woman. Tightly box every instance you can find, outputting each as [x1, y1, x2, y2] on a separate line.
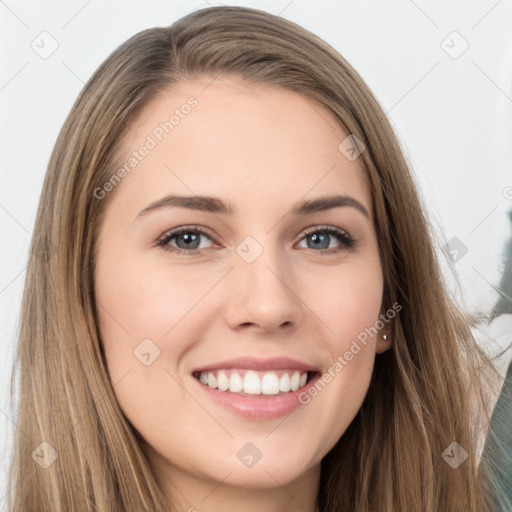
[7, 5, 504, 511]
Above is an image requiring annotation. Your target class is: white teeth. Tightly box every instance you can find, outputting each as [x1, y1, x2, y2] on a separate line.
[217, 371, 229, 391]
[243, 371, 261, 394]
[198, 369, 310, 395]
[261, 372, 280, 395]
[229, 373, 243, 392]
[279, 373, 291, 392]
[290, 371, 300, 391]
[207, 372, 217, 389]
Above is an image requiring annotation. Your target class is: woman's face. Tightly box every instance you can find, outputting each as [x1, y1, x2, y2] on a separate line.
[94, 77, 388, 502]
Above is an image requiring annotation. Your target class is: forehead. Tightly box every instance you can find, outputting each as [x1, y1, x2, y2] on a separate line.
[108, 77, 372, 220]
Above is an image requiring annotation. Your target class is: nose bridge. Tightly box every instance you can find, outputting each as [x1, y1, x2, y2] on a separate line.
[225, 233, 302, 331]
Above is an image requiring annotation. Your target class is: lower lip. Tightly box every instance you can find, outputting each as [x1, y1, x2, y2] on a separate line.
[193, 373, 320, 420]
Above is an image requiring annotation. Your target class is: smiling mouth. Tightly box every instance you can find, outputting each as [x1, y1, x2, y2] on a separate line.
[192, 369, 318, 396]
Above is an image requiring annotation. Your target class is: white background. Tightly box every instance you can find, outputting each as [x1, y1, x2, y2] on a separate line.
[1, 0, 511, 506]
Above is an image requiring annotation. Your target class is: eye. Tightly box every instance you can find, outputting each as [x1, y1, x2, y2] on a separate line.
[156, 225, 216, 256]
[156, 224, 355, 256]
[296, 225, 355, 253]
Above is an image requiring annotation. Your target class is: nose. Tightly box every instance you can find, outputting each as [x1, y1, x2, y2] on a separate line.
[223, 244, 303, 334]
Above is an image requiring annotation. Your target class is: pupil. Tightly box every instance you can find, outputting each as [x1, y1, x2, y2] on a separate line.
[310, 233, 329, 249]
[179, 233, 199, 248]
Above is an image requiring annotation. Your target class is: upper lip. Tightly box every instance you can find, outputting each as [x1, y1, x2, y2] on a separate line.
[192, 356, 320, 374]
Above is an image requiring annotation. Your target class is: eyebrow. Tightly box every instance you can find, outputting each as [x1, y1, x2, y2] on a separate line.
[135, 194, 369, 220]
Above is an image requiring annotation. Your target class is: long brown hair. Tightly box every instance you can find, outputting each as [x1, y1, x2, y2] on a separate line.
[7, 6, 502, 511]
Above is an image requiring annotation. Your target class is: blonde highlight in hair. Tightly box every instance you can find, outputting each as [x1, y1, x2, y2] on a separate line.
[8, 6, 501, 511]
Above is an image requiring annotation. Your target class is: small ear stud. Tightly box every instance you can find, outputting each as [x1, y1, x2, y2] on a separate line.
[382, 334, 388, 341]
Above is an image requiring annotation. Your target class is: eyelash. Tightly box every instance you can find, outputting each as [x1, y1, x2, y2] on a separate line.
[155, 224, 355, 256]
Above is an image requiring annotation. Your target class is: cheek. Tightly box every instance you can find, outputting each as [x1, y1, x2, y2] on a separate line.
[94, 256, 213, 371]
[93, 256, 208, 448]
[294, 260, 382, 449]
[310, 258, 383, 350]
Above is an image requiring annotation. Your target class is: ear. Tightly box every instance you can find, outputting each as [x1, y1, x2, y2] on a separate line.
[375, 330, 391, 354]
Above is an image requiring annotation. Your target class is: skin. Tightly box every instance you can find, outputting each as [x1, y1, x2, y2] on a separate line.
[94, 76, 390, 512]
